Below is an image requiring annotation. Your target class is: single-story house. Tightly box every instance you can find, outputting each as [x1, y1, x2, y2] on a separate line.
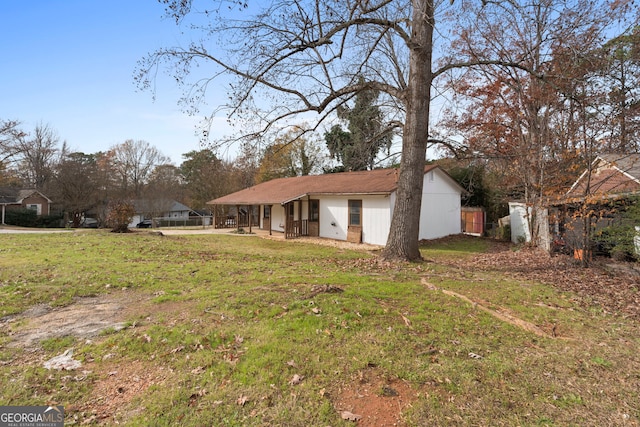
[129, 199, 194, 228]
[207, 165, 463, 246]
[565, 153, 640, 198]
[554, 153, 640, 250]
[0, 188, 52, 224]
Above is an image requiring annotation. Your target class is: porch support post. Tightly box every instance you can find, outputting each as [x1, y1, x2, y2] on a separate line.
[269, 204, 273, 236]
[248, 205, 252, 233]
[297, 200, 301, 237]
[284, 202, 289, 239]
[235, 205, 240, 230]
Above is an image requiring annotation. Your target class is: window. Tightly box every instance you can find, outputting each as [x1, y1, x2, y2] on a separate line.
[287, 203, 295, 219]
[263, 205, 270, 219]
[309, 200, 319, 222]
[27, 204, 41, 215]
[348, 200, 362, 226]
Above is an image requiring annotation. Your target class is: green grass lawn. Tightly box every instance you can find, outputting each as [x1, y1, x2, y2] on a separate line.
[0, 231, 638, 426]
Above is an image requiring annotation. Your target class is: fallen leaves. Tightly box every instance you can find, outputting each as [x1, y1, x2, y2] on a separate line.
[441, 242, 640, 320]
[288, 374, 304, 386]
[190, 366, 205, 375]
[400, 313, 413, 329]
[286, 359, 297, 368]
[308, 284, 344, 298]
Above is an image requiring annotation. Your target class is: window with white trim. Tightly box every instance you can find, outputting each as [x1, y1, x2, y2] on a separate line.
[348, 200, 362, 226]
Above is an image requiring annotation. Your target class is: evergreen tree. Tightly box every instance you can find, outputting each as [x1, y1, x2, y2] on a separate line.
[325, 80, 392, 171]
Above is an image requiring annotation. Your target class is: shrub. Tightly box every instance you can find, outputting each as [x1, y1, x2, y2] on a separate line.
[106, 200, 135, 233]
[35, 213, 64, 228]
[4, 208, 37, 227]
[594, 197, 640, 261]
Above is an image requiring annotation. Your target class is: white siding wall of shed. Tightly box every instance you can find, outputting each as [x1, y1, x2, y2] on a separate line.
[318, 195, 392, 246]
[418, 169, 462, 240]
[508, 202, 531, 244]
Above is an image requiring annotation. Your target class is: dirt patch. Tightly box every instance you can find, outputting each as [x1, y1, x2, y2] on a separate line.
[3, 292, 137, 348]
[75, 360, 172, 424]
[333, 366, 417, 427]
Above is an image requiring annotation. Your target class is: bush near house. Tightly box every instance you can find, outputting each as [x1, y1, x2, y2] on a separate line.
[4, 208, 38, 227]
[3, 209, 62, 228]
[593, 198, 640, 261]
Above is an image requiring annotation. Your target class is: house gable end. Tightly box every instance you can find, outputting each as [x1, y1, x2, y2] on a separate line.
[566, 154, 640, 199]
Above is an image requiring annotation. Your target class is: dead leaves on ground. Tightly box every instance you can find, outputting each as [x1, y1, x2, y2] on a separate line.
[288, 373, 304, 386]
[444, 243, 640, 320]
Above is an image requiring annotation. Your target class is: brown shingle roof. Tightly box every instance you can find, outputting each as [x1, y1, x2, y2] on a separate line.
[208, 165, 439, 206]
[0, 188, 52, 204]
[566, 154, 640, 198]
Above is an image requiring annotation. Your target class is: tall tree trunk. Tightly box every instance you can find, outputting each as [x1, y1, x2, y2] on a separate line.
[383, 0, 434, 261]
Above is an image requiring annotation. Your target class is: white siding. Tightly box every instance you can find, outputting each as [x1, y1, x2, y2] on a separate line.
[270, 204, 287, 233]
[418, 169, 462, 240]
[318, 195, 392, 246]
[508, 202, 531, 244]
[169, 210, 189, 219]
[361, 196, 392, 246]
[261, 202, 307, 233]
[319, 196, 348, 241]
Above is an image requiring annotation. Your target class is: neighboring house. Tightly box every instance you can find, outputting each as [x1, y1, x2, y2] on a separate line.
[556, 153, 640, 251]
[565, 153, 640, 199]
[129, 199, 194, 228]
[0, 188, 52, 224]
[207, 165, 463, 246]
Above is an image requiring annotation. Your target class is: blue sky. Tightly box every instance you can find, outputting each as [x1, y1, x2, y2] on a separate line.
[1, 0, 234, 165]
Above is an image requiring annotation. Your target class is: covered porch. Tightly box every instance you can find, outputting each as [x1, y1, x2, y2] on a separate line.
[211, 199, 313, 239]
